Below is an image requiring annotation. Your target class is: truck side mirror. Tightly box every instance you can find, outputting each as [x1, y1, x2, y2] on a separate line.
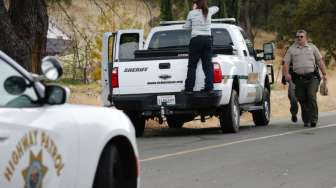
[263, 42, 275, 60]
[254, 49, 264, 61]
[266, 64, 275, 84]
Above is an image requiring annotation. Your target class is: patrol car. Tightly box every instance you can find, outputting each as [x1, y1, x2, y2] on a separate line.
[0, 51, 139, 188]
[102, 18, 275, 137]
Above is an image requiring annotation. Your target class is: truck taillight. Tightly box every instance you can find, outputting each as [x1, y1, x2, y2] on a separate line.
[213, 62, 222, 83]
[111, 67, 119, 88]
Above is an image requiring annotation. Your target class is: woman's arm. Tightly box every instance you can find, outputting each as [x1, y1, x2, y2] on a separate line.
[209, 6, 219, 16]
[183, 12, 192, 29]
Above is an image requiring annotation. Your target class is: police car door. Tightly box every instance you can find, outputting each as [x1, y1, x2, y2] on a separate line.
[240, 30, 259, 103]
[0, 57, 78, 188]
[101, 30, 144, 106]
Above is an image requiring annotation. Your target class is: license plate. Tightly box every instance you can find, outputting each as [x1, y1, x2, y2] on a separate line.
[157, 95, 175, 105]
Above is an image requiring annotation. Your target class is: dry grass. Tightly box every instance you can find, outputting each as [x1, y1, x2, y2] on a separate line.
[67, 82, 102, 106]
[254, 31, 277, 49]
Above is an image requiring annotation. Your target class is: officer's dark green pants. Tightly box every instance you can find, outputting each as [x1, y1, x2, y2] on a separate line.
[294, 77, 320, 124]
[288, 80, 298, 116]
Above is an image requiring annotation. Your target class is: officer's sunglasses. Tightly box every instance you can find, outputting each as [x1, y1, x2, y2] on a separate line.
[296, 35, 304, 38]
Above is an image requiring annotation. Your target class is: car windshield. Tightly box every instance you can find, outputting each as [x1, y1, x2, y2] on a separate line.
[0, 59, 39, 108]
[148, 28, 233, 50]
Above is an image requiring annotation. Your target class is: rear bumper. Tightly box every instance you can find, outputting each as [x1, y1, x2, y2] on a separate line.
[113, 90, 221, 112]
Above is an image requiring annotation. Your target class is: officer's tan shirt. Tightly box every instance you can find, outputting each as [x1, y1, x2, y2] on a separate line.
[284, 42, 322, 75]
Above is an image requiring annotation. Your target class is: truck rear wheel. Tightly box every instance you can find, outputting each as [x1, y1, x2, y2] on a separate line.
[125, 111, 145, 137]
[252, 87, 270, 126]
[219, 90, 240, 133]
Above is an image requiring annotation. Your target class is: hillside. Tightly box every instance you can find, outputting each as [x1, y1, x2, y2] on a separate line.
[49, 0, 160, 37]
[50, 1, 336, 124]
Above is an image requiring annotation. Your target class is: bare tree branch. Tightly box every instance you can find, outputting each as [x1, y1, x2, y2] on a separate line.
[56, 1, 88, 41]
[89, 0, 107, 18]
[141, 0, 153, 20]
[100, 0, 122, 19]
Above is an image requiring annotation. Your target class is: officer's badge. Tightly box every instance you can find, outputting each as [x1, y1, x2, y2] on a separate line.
[22, 150, 48, 188]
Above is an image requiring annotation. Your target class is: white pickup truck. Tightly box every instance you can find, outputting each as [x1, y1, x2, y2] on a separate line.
[101, 18, 275, 137]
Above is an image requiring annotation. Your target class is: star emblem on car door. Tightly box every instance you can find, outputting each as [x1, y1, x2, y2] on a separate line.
[22, 150, 48, 188]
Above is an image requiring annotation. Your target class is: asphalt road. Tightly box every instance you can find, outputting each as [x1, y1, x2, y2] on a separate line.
[138, 112, 336, 188]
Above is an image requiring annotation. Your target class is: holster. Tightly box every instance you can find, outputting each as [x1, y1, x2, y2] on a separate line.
[313, 66, 321, 82]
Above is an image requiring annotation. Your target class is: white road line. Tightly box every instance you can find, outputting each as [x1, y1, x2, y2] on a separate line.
[140, 123, 336, 162]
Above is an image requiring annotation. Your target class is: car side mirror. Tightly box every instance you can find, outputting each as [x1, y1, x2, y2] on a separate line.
[41, 56, 63, 81]
[45, 85, 68, 105]
[4, 76, 29, 95]
[263, 42, 275, 60]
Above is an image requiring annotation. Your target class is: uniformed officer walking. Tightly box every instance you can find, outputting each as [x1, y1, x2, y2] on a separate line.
[283, 30, 327, 127]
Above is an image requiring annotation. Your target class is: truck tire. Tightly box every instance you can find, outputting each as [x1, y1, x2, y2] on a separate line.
[166, 116, 184, 128]
[93, 144, 135, 188]
[219, 90, 240, 133]
[252, 87, 270, 126]
[125, 111, 145, 137]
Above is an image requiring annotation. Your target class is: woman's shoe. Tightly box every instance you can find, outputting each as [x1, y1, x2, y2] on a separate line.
[291, 115, 297, 123]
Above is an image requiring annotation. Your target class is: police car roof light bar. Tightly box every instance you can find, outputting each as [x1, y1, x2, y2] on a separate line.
[159, 18, 236, 26]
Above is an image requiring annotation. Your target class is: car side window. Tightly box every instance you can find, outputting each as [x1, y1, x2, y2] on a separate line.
[0, 60, 39, 107]
[240, 30, 254, 56]
[119, 33, 140, 61]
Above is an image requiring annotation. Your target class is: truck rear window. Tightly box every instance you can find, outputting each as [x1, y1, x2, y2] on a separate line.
[148, 28, 233, 49]
[148, 30, 190, 49]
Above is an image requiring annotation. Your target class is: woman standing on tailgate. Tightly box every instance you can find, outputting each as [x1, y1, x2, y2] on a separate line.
[183, 0, 219, 94]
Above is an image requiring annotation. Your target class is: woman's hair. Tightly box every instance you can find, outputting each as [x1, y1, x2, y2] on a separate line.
[195, 0, 208, 17]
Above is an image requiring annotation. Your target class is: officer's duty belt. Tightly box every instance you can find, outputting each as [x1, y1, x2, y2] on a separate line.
[293, 72, 315, 80]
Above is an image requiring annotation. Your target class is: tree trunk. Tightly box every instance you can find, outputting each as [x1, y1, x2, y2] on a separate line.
[0, 0, 48, 73]
[183, 0, 190, 18]
[242, 1, 251, 36]
[0, 0, 31, 70]
[240, 0, 257, 44]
